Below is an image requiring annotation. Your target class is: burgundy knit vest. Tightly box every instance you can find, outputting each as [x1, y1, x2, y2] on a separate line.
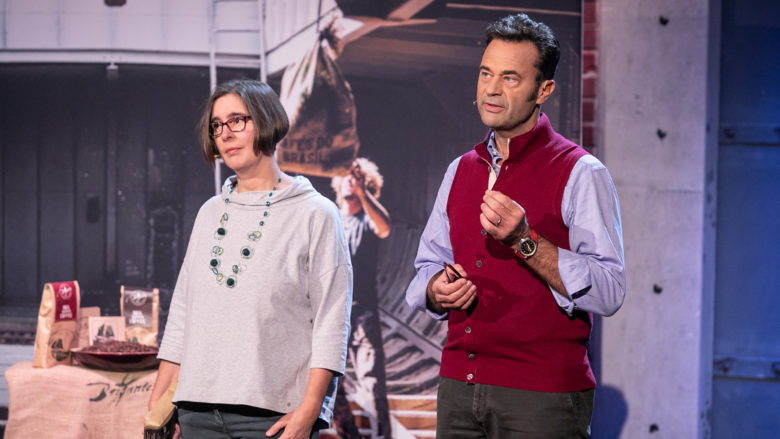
[442, 114, 595, 392]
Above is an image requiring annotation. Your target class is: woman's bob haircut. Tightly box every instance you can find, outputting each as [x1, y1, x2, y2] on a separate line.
[200, 79, 289, 167]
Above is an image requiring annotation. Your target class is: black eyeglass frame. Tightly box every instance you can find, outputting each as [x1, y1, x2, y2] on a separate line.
[210, 115, 252, 137]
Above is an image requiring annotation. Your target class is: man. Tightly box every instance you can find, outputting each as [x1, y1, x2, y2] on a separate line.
[405, 13, 625, 438]
[331, 158, 393, 438]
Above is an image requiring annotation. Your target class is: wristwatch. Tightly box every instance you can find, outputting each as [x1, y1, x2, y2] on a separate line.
[515, 229, 539, 260]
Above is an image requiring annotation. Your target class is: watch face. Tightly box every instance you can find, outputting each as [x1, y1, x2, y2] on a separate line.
[520, 239, 536, 256]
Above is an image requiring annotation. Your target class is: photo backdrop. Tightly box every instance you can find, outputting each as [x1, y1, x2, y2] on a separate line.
[0, 1, 580, 437]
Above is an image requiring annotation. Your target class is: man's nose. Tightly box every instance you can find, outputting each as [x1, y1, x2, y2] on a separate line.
[485, 77, 502, 95]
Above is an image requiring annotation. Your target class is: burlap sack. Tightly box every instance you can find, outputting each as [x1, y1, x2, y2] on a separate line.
[277, 37, 359, 177]
[4, 361, 155, 439]
[32, 281, 80, 368]
[120, 286, 159, 347]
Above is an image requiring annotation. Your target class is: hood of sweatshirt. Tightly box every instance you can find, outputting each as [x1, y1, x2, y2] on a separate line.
[220, 175, 320, 209]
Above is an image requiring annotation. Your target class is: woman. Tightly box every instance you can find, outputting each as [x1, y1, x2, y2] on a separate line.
[148, 79, 352, 439]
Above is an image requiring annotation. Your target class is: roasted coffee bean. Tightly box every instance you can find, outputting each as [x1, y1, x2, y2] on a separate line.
[81, 340, 157, 354]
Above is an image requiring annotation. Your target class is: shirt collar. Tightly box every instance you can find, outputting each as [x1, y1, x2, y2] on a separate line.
[485, 131, 503, 172]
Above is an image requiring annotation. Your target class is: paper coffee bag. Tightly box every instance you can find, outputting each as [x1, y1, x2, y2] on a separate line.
[120, 286, 159, 347]
[33, 281, 80, 368]
[76, 306, 101, 348]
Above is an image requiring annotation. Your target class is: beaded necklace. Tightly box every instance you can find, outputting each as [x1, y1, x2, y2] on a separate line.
[209, 177, 281, 288]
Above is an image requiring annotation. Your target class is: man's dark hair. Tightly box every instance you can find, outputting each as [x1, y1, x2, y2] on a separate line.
[486, 13, 561, 85]
[200, 79, 289, 167]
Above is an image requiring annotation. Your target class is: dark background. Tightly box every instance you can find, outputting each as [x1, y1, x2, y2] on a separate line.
[0, 2, 581, 347]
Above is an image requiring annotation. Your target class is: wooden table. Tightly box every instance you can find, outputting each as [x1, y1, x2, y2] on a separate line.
[4, 361, 156, 438]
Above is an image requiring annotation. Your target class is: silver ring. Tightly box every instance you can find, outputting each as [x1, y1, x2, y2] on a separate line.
[496, 217, 502, 226]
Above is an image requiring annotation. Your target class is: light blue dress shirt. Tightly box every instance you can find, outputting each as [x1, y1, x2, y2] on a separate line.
[406, 136, 626, 318]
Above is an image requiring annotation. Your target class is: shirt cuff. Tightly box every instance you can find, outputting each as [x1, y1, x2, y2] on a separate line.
[157, 340, 182, 364]
[406, 263, 449, 321]
[550, 248, 593, 314]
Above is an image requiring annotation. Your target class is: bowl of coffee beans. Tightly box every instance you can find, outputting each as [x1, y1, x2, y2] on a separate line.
[72, 340, 159, 371]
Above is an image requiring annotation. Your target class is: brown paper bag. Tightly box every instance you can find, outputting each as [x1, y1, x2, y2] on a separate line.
[277, 38, 359, 177]
[120, 286, 159, 347]
[76, 306, 101, 348]
[33, 281, 80, 368]
[144, 377, 178, 439]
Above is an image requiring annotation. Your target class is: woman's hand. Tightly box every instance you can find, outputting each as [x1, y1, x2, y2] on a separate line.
[267, 368, 333, 438]
[265, 407, 317, 439]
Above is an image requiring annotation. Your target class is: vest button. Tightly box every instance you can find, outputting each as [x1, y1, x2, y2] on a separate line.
[481, 229, 487, 236]
[467, 373, 474, 380]
[468, 353, 475, 361]
[465, 326, 471, 334]
[475, 260, 482, 268]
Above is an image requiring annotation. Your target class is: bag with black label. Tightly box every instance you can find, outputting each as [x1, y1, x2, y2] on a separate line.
[120, 286, 159, 347]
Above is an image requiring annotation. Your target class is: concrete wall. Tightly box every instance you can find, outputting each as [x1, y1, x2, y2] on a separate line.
[598, 0, 719, 437]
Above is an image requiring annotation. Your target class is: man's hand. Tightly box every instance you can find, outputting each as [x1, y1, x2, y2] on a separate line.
[427, 264, 477, 313]
[480, 190, 530, 249]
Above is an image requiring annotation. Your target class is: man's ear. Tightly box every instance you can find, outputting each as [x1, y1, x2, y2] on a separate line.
[536, 79, 556, 104]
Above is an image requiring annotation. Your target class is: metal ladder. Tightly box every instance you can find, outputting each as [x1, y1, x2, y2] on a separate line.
[208, 0, 268, 193]
[207, 0, 268, 91]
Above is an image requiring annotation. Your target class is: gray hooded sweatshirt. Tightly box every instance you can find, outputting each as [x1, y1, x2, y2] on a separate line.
[158, 175, 352, 424]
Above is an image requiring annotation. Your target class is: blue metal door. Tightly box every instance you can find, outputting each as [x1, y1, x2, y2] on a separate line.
[712, 0, 780, 436]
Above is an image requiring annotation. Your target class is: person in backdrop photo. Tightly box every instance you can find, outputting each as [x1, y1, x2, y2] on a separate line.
[148, 79, 352, 439]
[405, 13, 626, 438]
[330, 158, 393, 438]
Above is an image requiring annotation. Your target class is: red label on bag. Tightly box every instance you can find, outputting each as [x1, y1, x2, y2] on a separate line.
[52, 281, 77, 321]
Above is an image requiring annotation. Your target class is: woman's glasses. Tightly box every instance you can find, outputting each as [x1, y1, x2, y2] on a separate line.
[210, 115, 252, 136]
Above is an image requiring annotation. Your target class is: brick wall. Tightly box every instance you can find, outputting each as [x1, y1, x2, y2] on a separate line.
[582, 0, 598, 152]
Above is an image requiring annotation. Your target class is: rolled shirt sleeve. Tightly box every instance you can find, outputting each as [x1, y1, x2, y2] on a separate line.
[552, 155, 626, 316]
[405, 158, 461, 320]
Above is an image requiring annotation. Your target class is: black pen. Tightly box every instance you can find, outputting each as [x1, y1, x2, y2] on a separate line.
[442, 262, 464, 282]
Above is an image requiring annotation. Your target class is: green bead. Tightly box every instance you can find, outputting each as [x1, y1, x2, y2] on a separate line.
[259, 221, 265, 226]
[210, 258, 219, 267]
[240, 247, 253, 258]
[264, 211, 268, 217]
[226, 276, 237, 288]
[266, 201, 271, 207]
[269, 192, 273, 197]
